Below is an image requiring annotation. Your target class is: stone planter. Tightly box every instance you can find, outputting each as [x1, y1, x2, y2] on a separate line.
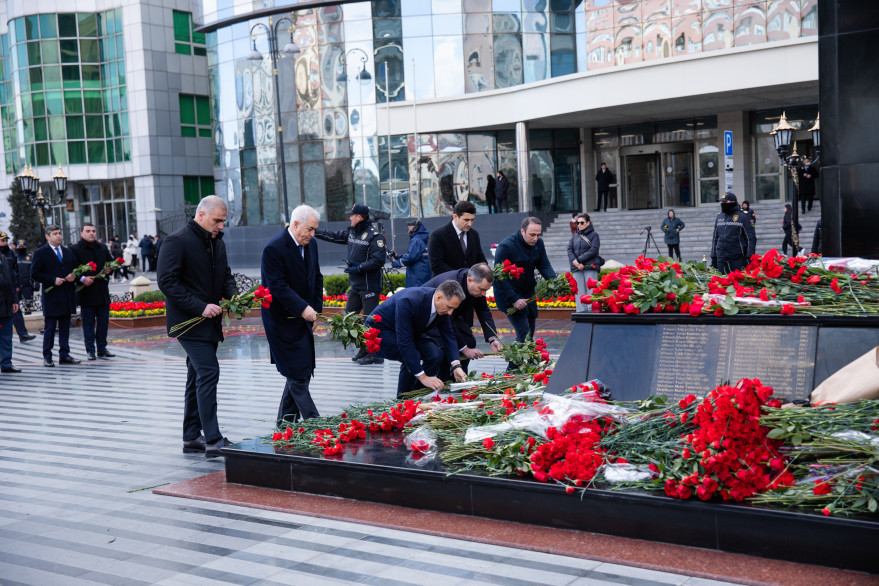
[108, 315, 167, 329]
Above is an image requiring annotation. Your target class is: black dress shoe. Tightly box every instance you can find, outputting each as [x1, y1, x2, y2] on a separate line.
[205, 437, 233, 458]
[97, 350, 116, 358]
[87, 352, 97, 361]
[1, 367, 21, 373]
[19, 333, 36, 342]
[59, 356, 81, 365]
[183, 435, 207, 453]
[44, 357, 55, 367]
[356, 354, 384, 365]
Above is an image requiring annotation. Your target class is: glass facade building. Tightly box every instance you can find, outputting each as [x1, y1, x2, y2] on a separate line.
[202, 0, 818, 224]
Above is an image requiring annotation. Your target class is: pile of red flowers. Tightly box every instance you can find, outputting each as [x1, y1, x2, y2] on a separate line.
[535, 337, 549, 363]
[529, 415, 614, 485]
[664, 379, 792, 502]
[495, 259, 524, 280]
[366, 400, 421, 432]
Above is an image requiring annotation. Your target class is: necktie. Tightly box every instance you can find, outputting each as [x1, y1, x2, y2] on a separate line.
[426, 311, 436, 328]
[299, 244, 304, 258]
[55, 247, 63, 263]
[459, 231, 467, 255]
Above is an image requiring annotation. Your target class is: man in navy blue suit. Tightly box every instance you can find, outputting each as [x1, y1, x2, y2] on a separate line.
[31, 224, 80, 367]
[261, 205, 324, 425]
[366, 281, 469, 397]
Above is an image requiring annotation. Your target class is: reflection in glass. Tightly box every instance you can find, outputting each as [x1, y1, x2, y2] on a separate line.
[438, 133, 467, 151]
[298, 110, 321, 140]
[734, 4, 766, 46]
[468, 150, 496, 210]
[375, 40, 406, 102]
[662, 151, 693, 207]
[320, 44, 347, 107]
[295, 48, 322, 110]
[433, 14, 463, 36]
[523, 33, 549, 83]
[756, 175, 779, 202]
[700, 179, 719, 204]
[529, 150, 553, 211]
[614, 25, 642, 65]
[643, 21, 671, 60]
[403, 36, 435, 98]
[801, 0, 818, 36]
[438, 152, 470, 212]
[523, 12, 549, 34]
[493, 13, 522, 33]
[551, 34, 576, 76]
[498, 150, 519, 212]
[464, 13, 491, 34]
[494, 34, 523, 88]
[464, 34, 494, 92]
[767, 0, 800, 41]
[325, 159, 353, 219]
[434, 36, 465, 97]
[702, 10, 734, 51]
[586, 29, 614, 69]
[673, 13, 701, 54]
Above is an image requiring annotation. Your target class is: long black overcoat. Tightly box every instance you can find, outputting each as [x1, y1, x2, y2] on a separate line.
[31, 243, 77, 316]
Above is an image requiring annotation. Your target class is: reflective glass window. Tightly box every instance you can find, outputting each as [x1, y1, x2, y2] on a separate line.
[25, 15, 40, 41]
[493, 34, 523, 88]
[402, 0, 433, 16]
[433, 14, 463, 36]
[463, 34, 494, 92]
[433, 36, 465, 97]
[41, 40, 60, 64]
[523, 33, 549, 83]
[79, 14, 98, 38]
[40, 14, 58, 38]
[550, 34, 575, 76]
[402, 15, 433, 37]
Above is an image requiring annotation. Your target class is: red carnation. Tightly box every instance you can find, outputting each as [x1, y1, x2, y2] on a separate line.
[372, 314, 382, 323]
[780, 303, 795, 315]
[482, 437, 495, 450]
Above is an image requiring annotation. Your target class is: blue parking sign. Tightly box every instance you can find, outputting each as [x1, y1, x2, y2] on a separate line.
[724, 131, 733, 157]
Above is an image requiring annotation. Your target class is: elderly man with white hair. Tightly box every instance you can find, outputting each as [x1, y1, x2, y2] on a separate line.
[261, 204, 324, 425]
[158, 195, 238, 458]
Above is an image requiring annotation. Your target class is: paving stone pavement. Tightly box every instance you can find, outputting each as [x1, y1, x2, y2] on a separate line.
[0, 320, 738, 586]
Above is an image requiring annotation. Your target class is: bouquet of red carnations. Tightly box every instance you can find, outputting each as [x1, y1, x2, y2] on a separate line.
[315, 311, 382, 354]
[46, 261, 97, 292]
[168, 284, 271, 337]
[507, 272, 577, 314]
[76, 257, 125, 292]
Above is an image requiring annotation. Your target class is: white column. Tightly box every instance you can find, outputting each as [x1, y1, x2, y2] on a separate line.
[515, 121, 530, 212]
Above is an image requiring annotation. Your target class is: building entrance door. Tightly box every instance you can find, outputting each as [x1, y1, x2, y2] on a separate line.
[662, 151, 694, 208]
[625, 154, 660, 210]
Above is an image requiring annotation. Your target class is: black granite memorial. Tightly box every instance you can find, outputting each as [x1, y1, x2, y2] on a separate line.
[224, 312, 879, 573]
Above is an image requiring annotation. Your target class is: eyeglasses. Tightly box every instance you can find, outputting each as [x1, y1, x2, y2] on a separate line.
[576, 221, 587, 225]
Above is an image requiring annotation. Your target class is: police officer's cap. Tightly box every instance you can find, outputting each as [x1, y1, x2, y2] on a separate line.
[406, 218, 421, 227]
[719, 191, 737, 204]
[345, 203, 370, 217]
[0, 231, 8, 240]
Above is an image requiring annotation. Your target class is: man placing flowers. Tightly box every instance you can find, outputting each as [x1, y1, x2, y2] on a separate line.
[71, 223, 116, 361]
[364, 280, 469, 397]
[261, 205, 324, 426]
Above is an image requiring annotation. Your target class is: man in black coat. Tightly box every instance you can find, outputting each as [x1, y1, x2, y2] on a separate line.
[427, 200, 487, 277]
[0, 242, 20, 372]
[314, 203, 387, 365]
[261, 204, 324, 425]
[495, 171, 510, 213]
[31, 224, 80, 367]
[158, 196, 237, 457]
[0, 232, 35, 342]
[711, 192, 757, 274]
[595, 162, 614, 212]
[798, 157, 819, 213]
[71, 223, 115, 361]
[139, 235, 153, 272]
[423, 263, 503, 377]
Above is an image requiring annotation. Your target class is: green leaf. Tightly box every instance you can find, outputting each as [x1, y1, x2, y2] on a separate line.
[224, 315, 231, 326]
[766, 428, 785, 439]
[853, 496, 867, 508]
[869, 497, 877, 513]
[349, 329, 359, 337]
[791, 433, 804, 446]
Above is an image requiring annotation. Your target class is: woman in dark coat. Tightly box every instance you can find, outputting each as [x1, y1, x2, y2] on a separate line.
[485, 174, 496, 214]
[660, 209, 685, 260]
[567, 213, 601, 313]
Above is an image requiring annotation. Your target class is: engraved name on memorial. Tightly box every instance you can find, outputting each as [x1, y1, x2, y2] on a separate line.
[652, 324, 817, 401]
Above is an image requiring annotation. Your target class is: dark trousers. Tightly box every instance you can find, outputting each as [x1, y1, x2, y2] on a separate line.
[178, 339, 222, 443]
[801, 193, 814, 213]
[12, 308, 28, 336]
[81, 304, 110, 354]
[667, 244, 681, 260]
[497, 196, 509, 213]
[596, 190, 609, 211]
[486, 194, 497, 214]
[0, 316, 12, 369]
[375, 332, 444, 398]
[43, 314, 71, 359]
[782, 230, 795, 256]
[277, 377, 319, 425]
[716, 257, 747, 275]
[506, 301, 538, 369]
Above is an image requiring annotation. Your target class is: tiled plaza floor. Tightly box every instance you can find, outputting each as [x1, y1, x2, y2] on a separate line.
[0, 318, 868, 585]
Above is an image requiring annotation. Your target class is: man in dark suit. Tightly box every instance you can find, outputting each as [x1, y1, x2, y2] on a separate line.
[0, 243, 20, 372]
[495, 171, 510, 213]
[798, 157, 819, 213]
[0, 231, 35, 342]
[595, 162, 614, 212]
[31, 224, 80, 367]
[261, 204, 324, 425]
[427, 200, 487, 277]
[423, 263, 503, 377]
[158, 196, 237, 458]
[71, 223, 115, 361]
[365, 281, 468, 397]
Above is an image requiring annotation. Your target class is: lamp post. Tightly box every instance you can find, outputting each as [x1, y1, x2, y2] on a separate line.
[770, 111, 821, 254]
[248, 16, 300, 223]
[17, 164, 68, 235]
[337, 48, 372, 207]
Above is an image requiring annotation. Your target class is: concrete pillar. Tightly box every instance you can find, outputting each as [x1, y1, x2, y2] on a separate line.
[580, 127, 593, 212]
[515, 121, 530, 212]
[716, 111, 752, 201]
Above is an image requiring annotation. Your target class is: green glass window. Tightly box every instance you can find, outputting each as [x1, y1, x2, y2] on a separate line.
[41, 40, 60, 64]
[58, 14, 77, 38]
[50, 141, 67, 165]
[62, 64, 80, 89]
[44, 65, 62, 90]
[105, 114, 115, 137]
[173, 11, 205, 56]
[16, 45, 28, 67]
[80, 39, 99, 63]
[36, 142, 50, 166]
[67, 116, 85, 139]
[181, 126, 197, 138]
[122, 137, 130, 160]
[33, 117, 48, 141]
[179, 94, 210, 138]
[14, 19, 26, 45]
[45, 91, 63, 116]
[83, 90, 102, 113]
[87, 140, 106, 163]
[173, 11, 191, 42]
[117, 62, 126, 85]
[116, 35, 124, 58]
[200, 176, 215, 196]
[81, 64, 101, 88]
[85, 115, 104, 139]
[22, 96, 33, 119]
[48, 117, 65, 140]
[60, 39, 78, 63]
[120, 113, 129, 136]
[78, 13, 98, 38]
[31, 93, 45, 116]
[68, 140, 86, 163]
[26, 42, 41, 66]
[40, 15, 58, 38]
[29, 67, 43, 91]
[176, 43, 191, 56]
[17, 69, 30, 92]
[196, 96, 210, 125]
[64, 91, 83, 114]
[25, 15, 40, 41]
[179, 94, 195, 124]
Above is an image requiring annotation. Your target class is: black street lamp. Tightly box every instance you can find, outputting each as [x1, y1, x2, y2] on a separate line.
[17, 164, 68, 233]
[771, 112, 821, 253]
[336, 48, 372, 207]
[248, 16, 300, 223]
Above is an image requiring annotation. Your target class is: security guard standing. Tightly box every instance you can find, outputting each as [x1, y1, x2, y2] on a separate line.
[711, 192, 757, 274]
[314, 203, 387, 365]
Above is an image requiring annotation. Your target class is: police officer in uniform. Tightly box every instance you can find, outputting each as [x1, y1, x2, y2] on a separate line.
[711, 192, 757, 274]
[315, 203, 387, 365]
